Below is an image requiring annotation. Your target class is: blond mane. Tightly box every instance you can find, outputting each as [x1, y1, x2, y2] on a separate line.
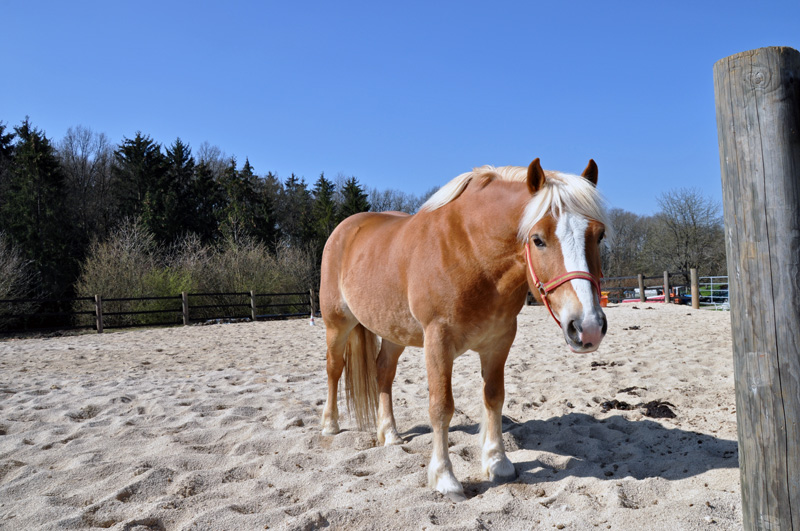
[420, 165, 612, 242]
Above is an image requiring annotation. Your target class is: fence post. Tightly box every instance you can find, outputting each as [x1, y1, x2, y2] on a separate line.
[94, 294, 103, 334]
[309, 289, 316, 316]
[182, 292, 189, 325]
[690, 269, 700, 309]
[714, 46, 800, 529]
[637, 274, 646, 302]
[663, 271, 670, 303]
[250, 290, 257, 321]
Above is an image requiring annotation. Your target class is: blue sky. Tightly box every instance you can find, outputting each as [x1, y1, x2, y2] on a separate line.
[3, 1, 799, 214]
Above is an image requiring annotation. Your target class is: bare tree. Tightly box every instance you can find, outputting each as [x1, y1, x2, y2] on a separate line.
[655, 188, 726, 283]
[58, 125, 114, 240]
[196, 141, 228, 179]
[367, 187, 425, 213]
[602, 208, 650, 278]
[0, 231, 35, 300]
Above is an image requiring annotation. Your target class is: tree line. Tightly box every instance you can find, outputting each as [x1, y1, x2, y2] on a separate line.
[602, 188, 727, 287]
[0, 116, 726, 310]
[0, 118, 434, 304]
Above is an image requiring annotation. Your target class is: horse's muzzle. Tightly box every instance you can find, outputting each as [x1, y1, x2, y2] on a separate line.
[564, 310, 607, 353]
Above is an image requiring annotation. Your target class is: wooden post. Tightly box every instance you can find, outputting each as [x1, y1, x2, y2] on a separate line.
[714, 46, 800, 530]
[250, 290, 257, 321]
[690, 268, 700, 309]
[94, 294, 103, 334]
[309, 288, 316, 316]
[663, 271, 670, 304]
[182, 292, 189, 325]
[637, 274, 646, 302]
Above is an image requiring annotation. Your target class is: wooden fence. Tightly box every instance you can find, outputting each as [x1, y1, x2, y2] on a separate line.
[599, 269, 727, 309]
[0, 289, 318, 335]
[602, 270, 686, 303]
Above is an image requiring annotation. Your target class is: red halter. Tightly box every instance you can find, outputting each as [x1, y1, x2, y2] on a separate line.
[524, 241, 602, 327]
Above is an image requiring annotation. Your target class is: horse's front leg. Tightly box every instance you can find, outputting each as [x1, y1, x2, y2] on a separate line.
[478, 330, 517, 481]
[424, 332, 465, 501]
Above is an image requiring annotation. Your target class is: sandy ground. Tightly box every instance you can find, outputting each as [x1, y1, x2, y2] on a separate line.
[0, 303, 740, 530]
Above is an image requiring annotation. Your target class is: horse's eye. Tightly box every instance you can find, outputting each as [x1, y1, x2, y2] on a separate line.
[598, 230, 605, 244]
[531, 235, 546, 248]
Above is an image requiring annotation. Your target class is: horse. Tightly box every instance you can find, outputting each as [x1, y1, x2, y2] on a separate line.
[319, 158, 610, 501]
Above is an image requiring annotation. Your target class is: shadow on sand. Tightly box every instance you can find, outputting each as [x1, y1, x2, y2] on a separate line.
[403, 411, 738, 496]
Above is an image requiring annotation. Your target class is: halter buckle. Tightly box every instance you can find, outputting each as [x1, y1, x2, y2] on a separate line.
[537, 283, 548, 297]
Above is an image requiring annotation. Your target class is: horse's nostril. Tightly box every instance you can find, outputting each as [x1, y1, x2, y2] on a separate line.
[567, 320, 582, 345]
[601, 315, 608, 335]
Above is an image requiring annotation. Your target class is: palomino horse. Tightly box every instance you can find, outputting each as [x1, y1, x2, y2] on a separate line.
[320, 158, 610, 501]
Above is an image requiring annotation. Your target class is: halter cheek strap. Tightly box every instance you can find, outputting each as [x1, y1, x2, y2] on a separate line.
[524, 242, 602, 327]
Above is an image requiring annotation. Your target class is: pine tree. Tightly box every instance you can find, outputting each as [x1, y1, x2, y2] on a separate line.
[217, 158, 277, 246]
[278, 173, 314, 246]
[253, 169, 279, 248]
[338, 176, 371, 221]
[311, 172, 338, 254]
[0, 118, 74, 296]
[191, 160, 225, 244]
[143, 137, 195, 243]
[111, 132, 165, 219]
[0, 122, 16, 215]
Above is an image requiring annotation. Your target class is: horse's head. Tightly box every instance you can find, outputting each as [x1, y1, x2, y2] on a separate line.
[520, 159, 609, 353]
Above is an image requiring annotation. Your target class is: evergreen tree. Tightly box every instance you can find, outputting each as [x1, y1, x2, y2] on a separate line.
[191, 160, 225, 244]
[0, 122, 14, 162]
[111, 132, 165, 219]
[218, 157, 248, 244]
[311, 172, 337, 254]
[0, 119, 74, 296]
[338, 176, 371, 221]
[278, 173, 314, 246]
[143, 137, 195, 243]
[218, 158, 276, 246]
[0, 122, 16, 215]
[253, 169, 279, 248]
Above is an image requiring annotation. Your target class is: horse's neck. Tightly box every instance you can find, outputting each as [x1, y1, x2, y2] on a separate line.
[453, 184, 530, 296]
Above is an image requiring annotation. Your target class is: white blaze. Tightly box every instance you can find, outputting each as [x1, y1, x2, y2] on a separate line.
[554, 212, 596, 321]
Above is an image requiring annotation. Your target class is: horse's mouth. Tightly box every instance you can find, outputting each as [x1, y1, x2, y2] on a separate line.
[566, 339, 601, 353]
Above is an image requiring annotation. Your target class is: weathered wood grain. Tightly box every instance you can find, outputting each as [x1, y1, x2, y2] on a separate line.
[714, 46, 800, 530]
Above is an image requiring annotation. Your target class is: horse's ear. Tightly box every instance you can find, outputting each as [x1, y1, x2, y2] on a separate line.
[527, 158, 545, 194]
[581, 159, 598, 186]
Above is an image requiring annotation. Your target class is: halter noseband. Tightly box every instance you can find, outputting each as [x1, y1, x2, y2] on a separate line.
[524, 241, 602, 327]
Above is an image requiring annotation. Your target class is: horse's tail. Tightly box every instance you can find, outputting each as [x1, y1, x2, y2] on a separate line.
[344, 323, 380, 431]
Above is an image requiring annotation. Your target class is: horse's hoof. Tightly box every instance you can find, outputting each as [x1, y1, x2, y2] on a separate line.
[378, 431, 404, 446]
[430, 469, 465, 502]
[485, 455, 516, 481]
[444, 490, 467, 503]
[321, 421, 340, 435]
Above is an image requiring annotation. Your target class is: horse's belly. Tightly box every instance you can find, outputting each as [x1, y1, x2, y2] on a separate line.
[342, 286, 424, 348]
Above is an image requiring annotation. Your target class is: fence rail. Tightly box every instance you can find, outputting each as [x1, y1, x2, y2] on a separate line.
[0, 289, 318, 335]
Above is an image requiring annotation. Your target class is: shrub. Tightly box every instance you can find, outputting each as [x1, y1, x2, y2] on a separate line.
[74, 221, 318, 327]
[0, 232, 38, 328]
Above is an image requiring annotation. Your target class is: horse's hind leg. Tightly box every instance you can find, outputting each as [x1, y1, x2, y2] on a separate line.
[477, 328, 517, 481]
[321, 320, 355, 435]
[376, 339, 405, 446]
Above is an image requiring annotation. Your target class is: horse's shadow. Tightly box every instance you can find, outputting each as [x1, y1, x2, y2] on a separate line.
[403, 412, 738, 495]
